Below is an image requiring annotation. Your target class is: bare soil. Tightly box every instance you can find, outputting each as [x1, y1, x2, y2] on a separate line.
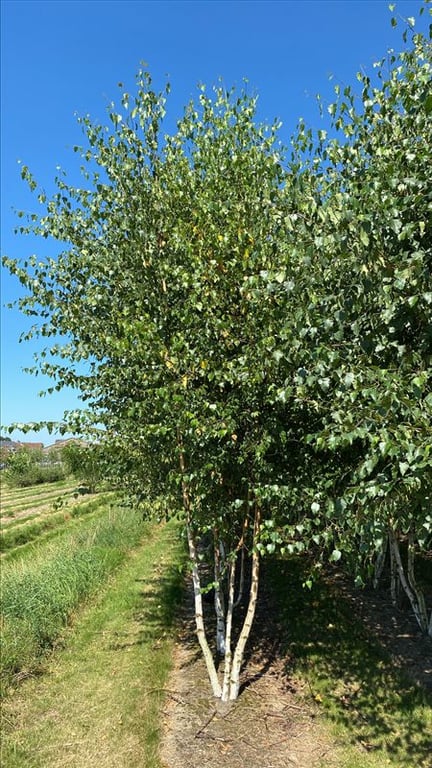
[333, 569, 432, 694]
[160, 608, 337, 768]
[160, 567, 432, 768]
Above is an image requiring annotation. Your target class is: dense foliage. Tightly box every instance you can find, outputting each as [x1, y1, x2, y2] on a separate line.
[61, 442, 105, 492]
[3, 9, 431, 693]
[3, 447, 65, 487]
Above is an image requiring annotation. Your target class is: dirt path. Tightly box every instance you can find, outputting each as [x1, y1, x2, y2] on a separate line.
[160, 644, 337, 768]
[160, 582, 343, 768]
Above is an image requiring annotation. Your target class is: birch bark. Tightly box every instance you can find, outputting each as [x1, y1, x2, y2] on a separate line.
[227, 503, 261, 701]
[373, 535, 388, 589]
[222, 558, 236, 701]
[186, 524, 222, 697]
[407, 531, 428, 633]
[179, 441, 222, 698]
[389, 530, 428, 634]
[214, 533, 226, 655]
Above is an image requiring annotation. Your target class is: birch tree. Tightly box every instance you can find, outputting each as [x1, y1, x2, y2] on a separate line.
[268, 12, 432, 634]
[3, 77, 295, 698]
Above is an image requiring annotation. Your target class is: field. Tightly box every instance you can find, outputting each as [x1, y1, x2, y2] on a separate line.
[0, 476, 187, 768]
[1, 479, 431, 768]
[0, 479, 112, 554]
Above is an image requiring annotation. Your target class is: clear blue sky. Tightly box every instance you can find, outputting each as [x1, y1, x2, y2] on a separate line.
[1, 0, 427, 444]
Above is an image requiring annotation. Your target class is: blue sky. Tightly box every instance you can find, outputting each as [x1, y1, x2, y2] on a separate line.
[1, 0, 428, 444]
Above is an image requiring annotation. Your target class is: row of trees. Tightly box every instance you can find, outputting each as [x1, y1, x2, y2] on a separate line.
[3, 12, 431, 697]
[2, 442, 102, 491]
[1, 445, 65, 487]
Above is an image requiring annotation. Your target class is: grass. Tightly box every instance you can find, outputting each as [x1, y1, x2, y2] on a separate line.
[1, 476, 72, 499]
[1, 502, 111, 564]
[0, 493, 115, 552]
[266, 556, 432, 768]
[0, 501, 150, 693]
[1, 483, 75, 507]
[0, 520, 186, 768]
[0, 479, 74, 507]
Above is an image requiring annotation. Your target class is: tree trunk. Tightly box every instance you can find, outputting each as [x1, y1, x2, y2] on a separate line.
[389, 529, 428, 634]
[178, 440, 222, 698]
[222, 558, 236, 701]
[186, 524, 222, 698]
[234, 516, 248, 608]
[373, 534, 388, 589]
[214, 532, 226, 655]
[227, 502, 261, 701]
[389, 534, 398, 606]
[407, 530, 429, 634]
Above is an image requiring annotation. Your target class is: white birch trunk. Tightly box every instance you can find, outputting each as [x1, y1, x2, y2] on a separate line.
[227, 503, 261, 701]
[214, 533, 226, 655]
[186, 524, 222, 697]
[407, 531, 429, 633]
[221, 559, 236, 701]
[389, 530, 428, 634]
[178, 440, 222, 698]
[373, 535, 388, 589]
[233, 544, 245, 608]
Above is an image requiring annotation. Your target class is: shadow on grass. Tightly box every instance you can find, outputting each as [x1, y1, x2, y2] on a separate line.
[106, 566, 188, 652]
[266, 556, 432, 768]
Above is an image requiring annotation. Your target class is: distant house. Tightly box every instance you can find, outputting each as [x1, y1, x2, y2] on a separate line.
[0, 440, 43, 453]
[0, 439, 20, 453]
[43, 438, 86, 453]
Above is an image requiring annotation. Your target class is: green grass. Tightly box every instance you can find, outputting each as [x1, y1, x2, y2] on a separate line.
[0, 494, 115, 552]
[266, 556, 432, 768]
[0, 482, 87, 520]
[1, 477, 73, 497]
[0, 479, 73, 506]
[1, 492, 75, 518]
[1, 502, 110, 563]
[0, 501, 151, 694]
[0, 520, 186, 768]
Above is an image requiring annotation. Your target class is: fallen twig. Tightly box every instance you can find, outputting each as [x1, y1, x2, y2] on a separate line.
[194, 709, 217, 738]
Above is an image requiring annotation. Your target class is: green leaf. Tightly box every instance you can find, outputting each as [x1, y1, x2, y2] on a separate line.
[359, 228, 369, 247]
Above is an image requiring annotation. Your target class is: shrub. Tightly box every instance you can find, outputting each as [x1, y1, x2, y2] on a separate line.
[4, 449, 66, 488]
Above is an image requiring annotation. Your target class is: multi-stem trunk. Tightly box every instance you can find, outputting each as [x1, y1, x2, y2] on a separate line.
[389, 529, 429, 635]
[177, 442, 262, 700]
[224, 501, 261, 701]
[178, 440, 222, 698]
[186, 524, 222, 697]
[407, 530, 429, 635]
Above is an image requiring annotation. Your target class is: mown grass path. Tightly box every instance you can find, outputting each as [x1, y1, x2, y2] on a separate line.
[1, 521, 186, 768]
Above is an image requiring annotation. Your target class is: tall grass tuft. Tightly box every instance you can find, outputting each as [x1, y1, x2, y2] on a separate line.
[0, 503, 149, 694]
